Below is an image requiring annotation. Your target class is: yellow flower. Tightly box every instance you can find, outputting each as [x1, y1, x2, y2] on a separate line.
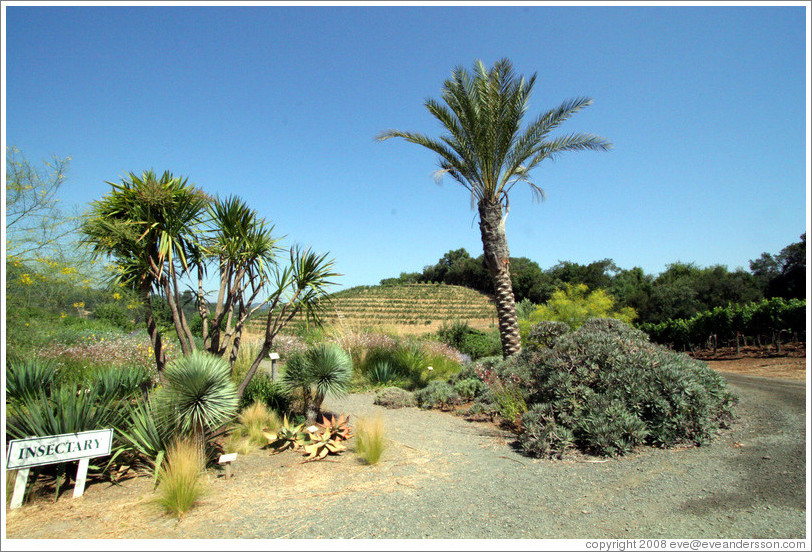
[19, 274, 33, 285]
[61, 312, 67, 318]
[73, 301, 85, 308]
[61, 266, 77, 275]
[113, 292, 122, 300]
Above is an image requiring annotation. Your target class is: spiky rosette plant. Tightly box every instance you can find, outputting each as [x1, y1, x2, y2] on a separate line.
[266, 415, 307, 452]
[302, 430, 347, 460]
[157, 350, 239, 444]
[316, 413, 353, 441]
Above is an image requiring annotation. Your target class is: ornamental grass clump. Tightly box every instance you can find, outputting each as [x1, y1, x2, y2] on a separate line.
[516, 318, 737, 458]
[354, 415, 386, 465]
[156, 437, 206, 519]
[224, 401, 281, 454]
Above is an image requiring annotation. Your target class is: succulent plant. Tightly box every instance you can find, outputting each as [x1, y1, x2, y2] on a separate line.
[266, 415, 307, 452]
[302, 430, 347, 460]
[316, 413, 353, 442]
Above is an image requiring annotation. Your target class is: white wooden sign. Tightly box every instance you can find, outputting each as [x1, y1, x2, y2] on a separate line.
[5, 429, 113, 508]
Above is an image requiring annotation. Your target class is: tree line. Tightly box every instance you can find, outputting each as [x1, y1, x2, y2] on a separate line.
[380, 233, 806, 327]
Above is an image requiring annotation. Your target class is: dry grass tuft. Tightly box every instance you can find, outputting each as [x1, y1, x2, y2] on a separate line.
[355, 415, 386, 465]
[155, 437, 206, 519]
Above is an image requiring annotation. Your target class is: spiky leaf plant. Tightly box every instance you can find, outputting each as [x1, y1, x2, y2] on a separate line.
[266, 415, 307, 452]
[302, 430, 347, 460]
[5, 358, 56, 405]
[158, 350, 239, 441]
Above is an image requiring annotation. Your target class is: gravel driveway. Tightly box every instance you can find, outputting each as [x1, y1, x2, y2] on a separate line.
[4, 372, 806, 540]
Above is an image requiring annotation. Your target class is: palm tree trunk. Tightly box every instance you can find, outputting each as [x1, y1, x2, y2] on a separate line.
[478, 200, 522, 357]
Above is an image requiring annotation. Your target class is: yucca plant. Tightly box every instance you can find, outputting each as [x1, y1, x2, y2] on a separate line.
[157, 350, 239, 443]
[307, 344, 352, 415]
[155, 437, 206, 519]
[281, 344, 352, 417]
[114, 398, 173, 487]
[5, 358, 56, 405]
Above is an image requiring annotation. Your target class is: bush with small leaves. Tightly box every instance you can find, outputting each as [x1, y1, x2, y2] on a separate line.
[373, 386, 416, 409]
[519, 404, 575, 459]
[453, 377, 484, 400]
[524, 320, 570, 351]
[513, 318, 737, 457]
[414, 381, 460, 409]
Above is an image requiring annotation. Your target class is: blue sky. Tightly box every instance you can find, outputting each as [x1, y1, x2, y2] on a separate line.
[4, 3, 809, 291]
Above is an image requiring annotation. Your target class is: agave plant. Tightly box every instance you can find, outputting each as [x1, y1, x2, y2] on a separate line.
[316, 413, 353, 442]
[302, 430, 347, 460]
[6, 386, 127, 440]
[266, 415, 307, 452]
[157, 350, 239, 442]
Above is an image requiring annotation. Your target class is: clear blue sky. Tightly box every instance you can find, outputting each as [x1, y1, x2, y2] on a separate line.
[4, 3, 809, 291]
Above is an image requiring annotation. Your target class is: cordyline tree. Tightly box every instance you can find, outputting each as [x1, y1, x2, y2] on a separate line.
[378, 58, 611, 357]
[82, 170, 338, 398]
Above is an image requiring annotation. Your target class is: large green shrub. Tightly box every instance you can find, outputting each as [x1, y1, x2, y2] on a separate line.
[414, 381, 460, 409]
[515, 318, 737, 458]
[373, 386, 416, 409]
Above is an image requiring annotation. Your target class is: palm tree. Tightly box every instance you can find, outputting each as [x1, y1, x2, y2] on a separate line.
[378, 59, 611, 357]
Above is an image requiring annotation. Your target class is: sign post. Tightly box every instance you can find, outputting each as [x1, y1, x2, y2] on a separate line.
[269, 352, 280, 381]
[5, 429, 113, 508]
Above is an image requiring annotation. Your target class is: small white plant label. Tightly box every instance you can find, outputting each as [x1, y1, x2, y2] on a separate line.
[218, 453, 238, 464]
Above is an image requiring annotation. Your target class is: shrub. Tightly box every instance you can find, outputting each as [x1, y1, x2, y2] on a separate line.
[355, 415, 386, 465]
[156, 438, 206, 519]
[514, 318, 737, 457]
[414, 381, 460, 409]
[524, 320, 570, 351]
[453, 378, 484, 400]
[93, 301, 136, 331]
[239, 372, 291, 415]
[519, 404, 575, 459]
[373, 386, 416, 409]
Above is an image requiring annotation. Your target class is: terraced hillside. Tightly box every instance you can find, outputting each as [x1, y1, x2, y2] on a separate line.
[250, 283, 498, 334]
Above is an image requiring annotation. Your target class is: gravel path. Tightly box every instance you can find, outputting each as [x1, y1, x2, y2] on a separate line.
[4, 372, 806, 540]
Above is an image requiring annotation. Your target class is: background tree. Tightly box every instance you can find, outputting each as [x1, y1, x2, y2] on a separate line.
[378, 58, 611, 357]
[750, 233, 806, 300]
[5, 146, 77, 262]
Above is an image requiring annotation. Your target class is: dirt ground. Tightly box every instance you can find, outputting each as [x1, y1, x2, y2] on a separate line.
[3, 348, 808, 542]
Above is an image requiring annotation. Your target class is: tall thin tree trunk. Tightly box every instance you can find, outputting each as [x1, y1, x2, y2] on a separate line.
[478, 200, 521, 358]
[139, 279, 166, 373]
